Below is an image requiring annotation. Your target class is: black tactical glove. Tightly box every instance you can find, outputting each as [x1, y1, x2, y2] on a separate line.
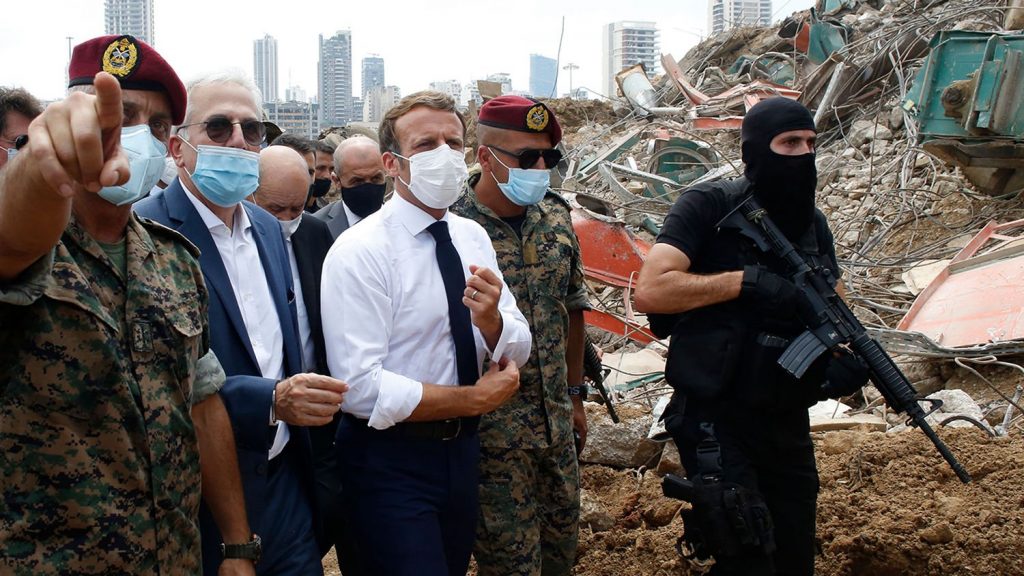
[818, 349, 870, 400]
[739, 265, 815, 323]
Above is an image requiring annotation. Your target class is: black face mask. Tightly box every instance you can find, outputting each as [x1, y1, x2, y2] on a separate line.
[309, 178, 331, 198]
[746, 150, 817, 240]
[341, 182, 386, 218]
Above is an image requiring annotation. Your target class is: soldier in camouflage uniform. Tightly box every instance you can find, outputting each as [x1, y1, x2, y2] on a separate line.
[0, 36, 254, 575]
[452, 96, 588, 576]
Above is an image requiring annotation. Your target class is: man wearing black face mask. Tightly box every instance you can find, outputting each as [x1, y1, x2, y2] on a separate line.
[635, 98, 865, 576]
[307, 140, 335, 212]
[313, 136, 387, 239]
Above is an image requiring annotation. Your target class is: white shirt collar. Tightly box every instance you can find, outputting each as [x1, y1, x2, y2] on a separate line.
[391, 193, 448, 238]
[342, 201, 363, 228]
[183, 188, 251, 236]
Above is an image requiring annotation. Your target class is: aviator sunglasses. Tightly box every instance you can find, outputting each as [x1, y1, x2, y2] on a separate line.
[487, 145, 563, 169]
[0, 134, 29, 151]
[177, 115, 266, 146]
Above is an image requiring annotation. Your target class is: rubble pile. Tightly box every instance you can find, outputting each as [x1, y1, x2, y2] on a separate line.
[526, 0, 1024, 572]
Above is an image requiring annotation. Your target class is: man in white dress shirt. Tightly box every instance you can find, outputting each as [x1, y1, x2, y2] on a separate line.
[321, 90, 531, 576]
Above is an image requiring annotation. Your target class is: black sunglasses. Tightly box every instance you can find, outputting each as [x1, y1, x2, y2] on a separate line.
[487, 145, 563, 169]
[1, 134, 29, 150]
[178, 115, 266, 146]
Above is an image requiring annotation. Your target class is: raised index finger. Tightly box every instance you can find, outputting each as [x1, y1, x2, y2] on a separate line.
[93, 72, 124, 164]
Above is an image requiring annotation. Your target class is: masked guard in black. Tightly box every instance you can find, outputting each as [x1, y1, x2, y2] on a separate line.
[635, 98, 867, 575]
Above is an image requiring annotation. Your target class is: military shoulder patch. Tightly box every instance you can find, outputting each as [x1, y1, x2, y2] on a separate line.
[102, 36, 140, 78]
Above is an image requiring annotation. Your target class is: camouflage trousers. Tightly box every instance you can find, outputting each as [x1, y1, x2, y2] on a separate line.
[474, 439, 581, 576]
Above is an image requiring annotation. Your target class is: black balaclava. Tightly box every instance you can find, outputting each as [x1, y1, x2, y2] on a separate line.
[741, 97, 818, 240]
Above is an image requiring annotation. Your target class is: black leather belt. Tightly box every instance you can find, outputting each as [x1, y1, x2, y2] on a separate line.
[343, 413, 478, 441]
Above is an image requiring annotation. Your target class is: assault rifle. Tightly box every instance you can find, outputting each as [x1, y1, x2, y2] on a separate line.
[720, 196, 971, 483]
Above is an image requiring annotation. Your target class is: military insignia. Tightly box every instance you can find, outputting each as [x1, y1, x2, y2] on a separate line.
[132, 321, 153, 353]
[102, 36, 140, 78]
[525, 104, 549, 132]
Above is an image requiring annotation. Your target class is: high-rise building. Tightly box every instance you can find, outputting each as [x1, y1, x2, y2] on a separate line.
[285, 85, 308, 103]
[529, 54, 557, 99]
[462, 83, 482, 107]
[319, 30, 353, 129]
[363, 85, 401, 122]
[429, 80, 462, 103]
[361, 55, 385, 100]
[707, 0, 772, 35]
[253, 35, 279, 103]
[104, 0, 155, 45]
[264, 101, 319, 140]
[602, 21, 660, 98]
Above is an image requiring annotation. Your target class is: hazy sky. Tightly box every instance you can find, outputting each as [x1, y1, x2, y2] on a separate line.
[2, 0, 814, 103]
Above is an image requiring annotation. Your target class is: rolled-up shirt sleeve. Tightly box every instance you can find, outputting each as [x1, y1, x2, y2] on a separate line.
[322, 239, 423, 430]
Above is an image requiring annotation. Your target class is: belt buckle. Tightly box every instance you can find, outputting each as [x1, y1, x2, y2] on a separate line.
[441, 418, 461, 441]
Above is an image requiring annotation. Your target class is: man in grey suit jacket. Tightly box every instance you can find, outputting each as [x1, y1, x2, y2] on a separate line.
[313, 136, 387, 239]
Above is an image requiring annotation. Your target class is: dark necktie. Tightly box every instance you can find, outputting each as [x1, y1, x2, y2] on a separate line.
[426, 221, 480, 386]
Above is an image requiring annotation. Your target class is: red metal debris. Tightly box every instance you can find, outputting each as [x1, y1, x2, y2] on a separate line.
[898, 218, 1024, 349]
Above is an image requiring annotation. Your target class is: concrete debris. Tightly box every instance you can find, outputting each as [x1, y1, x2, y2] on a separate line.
[543, 0, 1024, 474]
[579, 489, 615, 533]
[580, 403, 662, 469]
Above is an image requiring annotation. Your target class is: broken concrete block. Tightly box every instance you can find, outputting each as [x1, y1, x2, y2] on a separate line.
[1006, 0, 1024, 30]
[580, 489, 615, 532]
[849, 119, 892, 147]
[580, 405, 662, 468]
[901, 259, 949, 296]
[926, 389, 984, 428]
[655, 440, 685, 477]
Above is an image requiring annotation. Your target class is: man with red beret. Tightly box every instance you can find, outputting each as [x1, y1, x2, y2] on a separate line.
[452, 95, 589, 575]
[0, 35, 254, 575]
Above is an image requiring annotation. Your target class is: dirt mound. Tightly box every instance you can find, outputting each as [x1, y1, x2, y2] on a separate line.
[568, 428, 1024, 576]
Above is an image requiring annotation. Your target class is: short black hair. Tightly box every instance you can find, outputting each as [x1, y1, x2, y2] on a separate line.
[315, 139, 336, 156]
[0, 87, 43, 137]
[270, 133, 315, 157]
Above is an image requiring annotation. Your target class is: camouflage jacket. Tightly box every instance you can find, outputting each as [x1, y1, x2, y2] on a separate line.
[0, 214, 215, 574]
[453, 180, 589, 449]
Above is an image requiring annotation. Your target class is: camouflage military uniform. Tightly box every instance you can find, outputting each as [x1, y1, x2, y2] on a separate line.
[453, 177, 589, 576]
[0, 214, 222, 575]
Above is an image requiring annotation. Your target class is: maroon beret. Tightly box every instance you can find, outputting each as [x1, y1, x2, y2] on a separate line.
[478, 95, 561, 146]
[68, 35, 187, 125]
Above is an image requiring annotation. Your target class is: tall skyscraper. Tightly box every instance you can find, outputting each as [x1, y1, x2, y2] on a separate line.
[708, 0, 773, 35]
[319, 30, 353, 129]
[602, 21, 660, 98]
[529, 54, 558, 98]
[104, 0, 155, 45]
[361, 55, 385, 100]
[253, 35, 279, 103]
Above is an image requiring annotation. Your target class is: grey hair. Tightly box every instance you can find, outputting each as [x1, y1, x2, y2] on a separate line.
[180, 68, 264, 130]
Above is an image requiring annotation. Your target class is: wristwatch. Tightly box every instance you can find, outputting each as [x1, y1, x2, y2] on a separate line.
[222, 533, 262, 564]
[567, 384, 589, 397]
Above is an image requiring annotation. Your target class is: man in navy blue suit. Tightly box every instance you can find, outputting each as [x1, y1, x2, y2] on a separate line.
[135, 70, 347, 576]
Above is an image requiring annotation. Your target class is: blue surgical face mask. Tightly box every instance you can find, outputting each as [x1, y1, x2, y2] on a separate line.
[98, 125, 168, 206]
[488, 147, 550, 206]
[183, 140, 260, 207]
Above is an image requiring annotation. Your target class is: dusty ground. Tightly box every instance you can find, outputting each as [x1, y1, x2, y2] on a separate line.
[323, 427, 1024, 575]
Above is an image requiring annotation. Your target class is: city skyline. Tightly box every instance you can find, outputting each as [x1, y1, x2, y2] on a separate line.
[3, 0, 816, 106]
